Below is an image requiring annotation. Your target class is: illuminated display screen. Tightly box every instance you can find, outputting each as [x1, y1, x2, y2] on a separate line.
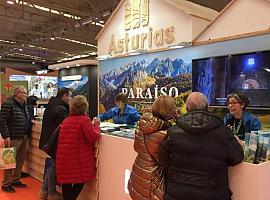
[192, 51, 270, 107]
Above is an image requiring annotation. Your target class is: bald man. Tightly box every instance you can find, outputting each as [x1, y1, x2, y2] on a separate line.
[0, 86, 30, 193]
[158, 92, 244, 200]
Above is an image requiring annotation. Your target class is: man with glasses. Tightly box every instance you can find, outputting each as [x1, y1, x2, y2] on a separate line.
[224, 92, 261, 140]
[0, 85, 30, 193]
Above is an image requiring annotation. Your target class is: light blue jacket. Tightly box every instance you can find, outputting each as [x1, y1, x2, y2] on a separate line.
[98, 104, 141, 125]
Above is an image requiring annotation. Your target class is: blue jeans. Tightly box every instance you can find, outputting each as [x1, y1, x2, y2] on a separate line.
[41, 158, 56, 194]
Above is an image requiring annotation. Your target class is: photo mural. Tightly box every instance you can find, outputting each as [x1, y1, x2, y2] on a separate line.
[99, 49, 192, 113]
[58, 76, 89, 98]
[99, 48, 270, 131]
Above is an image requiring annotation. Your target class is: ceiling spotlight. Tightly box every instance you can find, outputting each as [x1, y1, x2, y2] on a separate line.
[42, 59, 45, 62]
[75, 64, 80, 66]
[32, 61, 35, 64]
[50, 37, 55, 40]
[7, 0, 14, 5]
[19, 48, 23, 51]
[66, 66, 70, 68]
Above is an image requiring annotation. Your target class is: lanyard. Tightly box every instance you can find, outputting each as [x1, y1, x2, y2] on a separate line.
[233, 118, 243, 135]
[118, 113, 122, 123]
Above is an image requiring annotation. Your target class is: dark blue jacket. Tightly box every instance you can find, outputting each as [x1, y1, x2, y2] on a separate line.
[224, 111, 261, 139]
[98, 104, 140, 125]
[39, 97, 69, 151]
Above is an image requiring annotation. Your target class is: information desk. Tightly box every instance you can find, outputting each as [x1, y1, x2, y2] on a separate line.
[99, 129, 270, 200]
[229, 161, 270, 200]
[26, 123, 270, 200]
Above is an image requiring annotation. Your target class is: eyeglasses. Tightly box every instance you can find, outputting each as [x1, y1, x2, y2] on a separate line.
[18, 91, 27, 95]
[227, 102, 241, 106]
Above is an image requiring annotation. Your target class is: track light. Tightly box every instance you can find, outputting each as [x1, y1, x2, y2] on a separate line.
[7, 0, 14, 5]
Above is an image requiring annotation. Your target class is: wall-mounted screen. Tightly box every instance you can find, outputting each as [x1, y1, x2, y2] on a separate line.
[9, 75, 58, 99]
[192, 51, 270, 107]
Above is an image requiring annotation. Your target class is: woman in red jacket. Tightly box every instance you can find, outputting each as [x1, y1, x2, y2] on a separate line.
[56, 95, 100, 200]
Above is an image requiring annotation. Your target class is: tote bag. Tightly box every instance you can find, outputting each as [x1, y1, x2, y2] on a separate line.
[0, 147, 16, 169]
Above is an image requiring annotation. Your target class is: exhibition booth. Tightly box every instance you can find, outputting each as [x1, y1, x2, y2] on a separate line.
[96, 0, 270, 200]
[1, 0, 270, 200]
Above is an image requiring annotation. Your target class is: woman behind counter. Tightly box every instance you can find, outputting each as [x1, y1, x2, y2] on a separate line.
[98, 93, 141, 125]
[224, 92, 261, 140]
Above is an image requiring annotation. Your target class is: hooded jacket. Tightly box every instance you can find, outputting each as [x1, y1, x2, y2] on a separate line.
[158, 111, 244, 200]
[39, 97, 69, 151]
[128, 113, 171, 200]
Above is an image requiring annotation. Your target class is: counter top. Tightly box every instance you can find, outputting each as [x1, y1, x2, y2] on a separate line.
[100, 122, 136, 139]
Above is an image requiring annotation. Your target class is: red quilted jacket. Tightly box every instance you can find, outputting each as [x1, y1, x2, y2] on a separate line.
[56, 114, 100, 184]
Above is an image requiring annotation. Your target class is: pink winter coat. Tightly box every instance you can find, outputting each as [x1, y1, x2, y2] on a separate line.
[56, 115, 100, 184]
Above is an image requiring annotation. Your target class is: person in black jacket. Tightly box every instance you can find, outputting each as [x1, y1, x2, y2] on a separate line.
[26, 95, 39, 121]
[38, 87, 72, 200]
[158, 92, 244, 200]
[0, 85, 30, 193]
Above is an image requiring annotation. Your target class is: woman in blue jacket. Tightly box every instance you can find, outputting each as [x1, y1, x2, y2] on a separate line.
[98, 93, 141, 125]
[224, 92, 261, 140]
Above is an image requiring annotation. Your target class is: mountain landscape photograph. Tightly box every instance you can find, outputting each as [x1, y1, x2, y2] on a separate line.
[99, 54, 192, 112]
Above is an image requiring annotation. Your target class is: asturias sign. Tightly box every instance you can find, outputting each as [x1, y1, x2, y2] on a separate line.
[109, 0, 175, 55]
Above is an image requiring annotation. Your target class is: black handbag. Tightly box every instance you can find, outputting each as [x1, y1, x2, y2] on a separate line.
[44, 125, 61, 159]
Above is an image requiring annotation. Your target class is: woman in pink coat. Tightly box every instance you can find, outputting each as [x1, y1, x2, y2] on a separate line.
[56, 95, 100, 200]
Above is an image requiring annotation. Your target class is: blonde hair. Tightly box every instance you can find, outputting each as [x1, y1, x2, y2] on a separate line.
[151, 95, 176, 120]
[70, 95, 88, 115]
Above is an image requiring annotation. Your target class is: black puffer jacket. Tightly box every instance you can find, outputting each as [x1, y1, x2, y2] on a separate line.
[158, 111, 244, 200]
[39, 97, 69, 151]
[0, 96, 30, 139]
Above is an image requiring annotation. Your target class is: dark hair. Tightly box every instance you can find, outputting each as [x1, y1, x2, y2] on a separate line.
[227, 92, 250, 109]
[56, 87, 72, 98]
[114, 93, 128, 104]
[27, 95, 39, 106]
[47, 82, 53, 88]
